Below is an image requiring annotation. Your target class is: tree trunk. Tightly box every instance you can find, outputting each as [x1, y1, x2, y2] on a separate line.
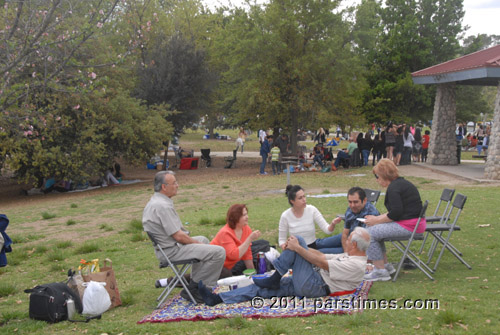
[290, 108, 299, 154]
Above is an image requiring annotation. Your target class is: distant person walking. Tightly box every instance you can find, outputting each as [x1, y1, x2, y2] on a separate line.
[260, 135, 271, 175]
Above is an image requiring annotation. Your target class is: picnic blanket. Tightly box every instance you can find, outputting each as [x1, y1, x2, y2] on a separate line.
[138, 280, 372, 324]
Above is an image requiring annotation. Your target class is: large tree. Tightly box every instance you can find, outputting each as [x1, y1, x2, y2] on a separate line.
[361, 0, 465, 124]
[134, 32, 216, 135]
[0, 0, 171, 184]
[213, 0, 365, 151]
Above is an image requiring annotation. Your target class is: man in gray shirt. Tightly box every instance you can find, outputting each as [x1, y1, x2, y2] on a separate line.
[143, 171, 225, 303]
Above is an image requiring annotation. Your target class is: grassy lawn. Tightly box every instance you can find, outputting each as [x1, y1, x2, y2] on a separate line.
[1, 166, 499, 334]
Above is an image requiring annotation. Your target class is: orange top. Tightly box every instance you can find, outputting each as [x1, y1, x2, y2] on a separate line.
[210, 224, 253, 269]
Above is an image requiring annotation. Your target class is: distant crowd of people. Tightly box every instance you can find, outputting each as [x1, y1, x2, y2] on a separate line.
[332, 122, 430, 171]
[457, 123, 491, 156]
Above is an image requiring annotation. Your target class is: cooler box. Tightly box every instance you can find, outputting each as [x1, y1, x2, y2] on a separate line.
[180, 157, 199, 170]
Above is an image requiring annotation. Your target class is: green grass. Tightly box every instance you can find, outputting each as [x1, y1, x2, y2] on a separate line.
[41, 212, 56, 220]
[99, 223, 114, 232]
[46, 250, 66, 262]
[0, 283, 17, 297]
[128, 219, 143, 232]
[56, 241, 73, 249]
[1, 166, 499, 334]
[74, 243, 100, 254]
[35, 245, 49, 254]
[66, 219, 76, 226]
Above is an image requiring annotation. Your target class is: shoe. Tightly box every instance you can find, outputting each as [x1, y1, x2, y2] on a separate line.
[331, 165, 337, 171]
[198, 281, 222, 306]
[180, 281, 204, 304]
[155, 276, 185, 288]
[403, 258, 417, 270]
[253, 270, 282, 289]
[364, 268, 391, 282]
[385, 263, 396, 275]
[260, 172, 268, 175]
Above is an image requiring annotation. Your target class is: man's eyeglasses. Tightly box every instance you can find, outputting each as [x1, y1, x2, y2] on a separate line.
[163, 181, 178, 186]
[373, 173, 379, 180]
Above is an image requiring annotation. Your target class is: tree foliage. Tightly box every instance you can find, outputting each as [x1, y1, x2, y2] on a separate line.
[361, 0, 465, 124]
[134, 31, 216, 135]
[0, 0, 171, 184]
[213, 0, 365, 150]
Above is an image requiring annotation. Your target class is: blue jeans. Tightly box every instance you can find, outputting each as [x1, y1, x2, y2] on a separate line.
[313, 155, 324, 168]
[362, 150, 370, 166]
[334, 151, 350, 168]
[260, 154, 267, 174]
[272, 161, 280, 174]
[219, 236, 329, 304]
[315, 233, 344, 254]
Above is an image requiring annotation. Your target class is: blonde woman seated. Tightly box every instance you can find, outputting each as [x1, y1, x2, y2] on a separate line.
[279, 185, 337, 252]
[364, 159, 426, 281]
[211, 204, 261, 278]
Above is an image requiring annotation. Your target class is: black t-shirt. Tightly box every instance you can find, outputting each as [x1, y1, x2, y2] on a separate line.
[384, 177, 423, 221]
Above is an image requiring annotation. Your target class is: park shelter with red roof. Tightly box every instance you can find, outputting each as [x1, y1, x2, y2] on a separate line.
[411, 45, 500, 180]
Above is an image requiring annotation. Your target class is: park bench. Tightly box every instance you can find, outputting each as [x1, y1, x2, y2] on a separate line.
[472, 154, 487, 161]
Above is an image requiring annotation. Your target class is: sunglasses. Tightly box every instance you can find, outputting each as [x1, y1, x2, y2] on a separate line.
[373, 173, 379, 180]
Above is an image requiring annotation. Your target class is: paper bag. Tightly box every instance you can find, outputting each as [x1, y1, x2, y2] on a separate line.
[83, 258, 122, 309]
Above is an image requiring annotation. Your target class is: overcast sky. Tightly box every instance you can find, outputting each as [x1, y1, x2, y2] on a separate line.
[202, 0, 500, 37]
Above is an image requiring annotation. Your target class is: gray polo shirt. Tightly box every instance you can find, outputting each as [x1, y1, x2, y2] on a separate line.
[142, 192, 189, 249]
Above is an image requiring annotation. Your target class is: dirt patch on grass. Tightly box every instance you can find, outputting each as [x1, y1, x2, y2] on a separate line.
[1, 156, 470, 207]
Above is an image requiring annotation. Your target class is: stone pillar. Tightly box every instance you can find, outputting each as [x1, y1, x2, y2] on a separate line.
[484, 83, 500, 180]
[429, 83, 458, 165]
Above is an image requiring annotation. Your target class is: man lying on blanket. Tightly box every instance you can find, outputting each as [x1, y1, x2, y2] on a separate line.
[199, 227, 369, 306]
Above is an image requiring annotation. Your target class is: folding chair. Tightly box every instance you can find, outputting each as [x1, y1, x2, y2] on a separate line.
[424, 193, 471, 272]
[200, 149, 212, 168]
[146, 232, 200, 307]
[383, 201, 434, 281]
[224, 149, 237, 168]
[418, 188, 455, 254]
[363, 188, 381, 207]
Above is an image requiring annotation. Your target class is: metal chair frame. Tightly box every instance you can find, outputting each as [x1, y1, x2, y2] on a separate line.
[383, 201, 434, 281]
[424, 193, 471, 272]
[146, 232, 200, 307]
[224, 149, 237, 168]
[419, 189, 455, 254]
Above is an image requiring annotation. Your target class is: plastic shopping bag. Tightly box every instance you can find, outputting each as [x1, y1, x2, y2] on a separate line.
[82, 281, 111, 316]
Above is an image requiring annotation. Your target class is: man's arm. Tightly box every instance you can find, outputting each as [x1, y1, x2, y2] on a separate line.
[286, 236, 329, 270]
[171, 230, 202, 244]
[341, 228, 350, 251]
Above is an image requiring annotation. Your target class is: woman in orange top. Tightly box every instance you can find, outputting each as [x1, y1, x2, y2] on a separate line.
[211, 204, 261, 278]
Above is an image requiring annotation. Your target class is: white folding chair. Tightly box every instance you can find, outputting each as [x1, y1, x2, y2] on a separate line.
[146, 232, 200, 307]
[383, 201, 434, 281]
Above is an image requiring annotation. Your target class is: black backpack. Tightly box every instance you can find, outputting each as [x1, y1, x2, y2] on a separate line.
[24, 282, 83, 323]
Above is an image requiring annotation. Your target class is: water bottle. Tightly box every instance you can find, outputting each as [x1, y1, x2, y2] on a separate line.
[67, 297, 76, 320]
[257, 252, 267, 274]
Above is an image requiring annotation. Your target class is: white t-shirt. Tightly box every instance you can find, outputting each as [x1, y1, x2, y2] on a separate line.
[278, 205, 331, 246]
[403, 132, 414, 148]
[320, 253, 367, 292]
[259, 129, 267, 143]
